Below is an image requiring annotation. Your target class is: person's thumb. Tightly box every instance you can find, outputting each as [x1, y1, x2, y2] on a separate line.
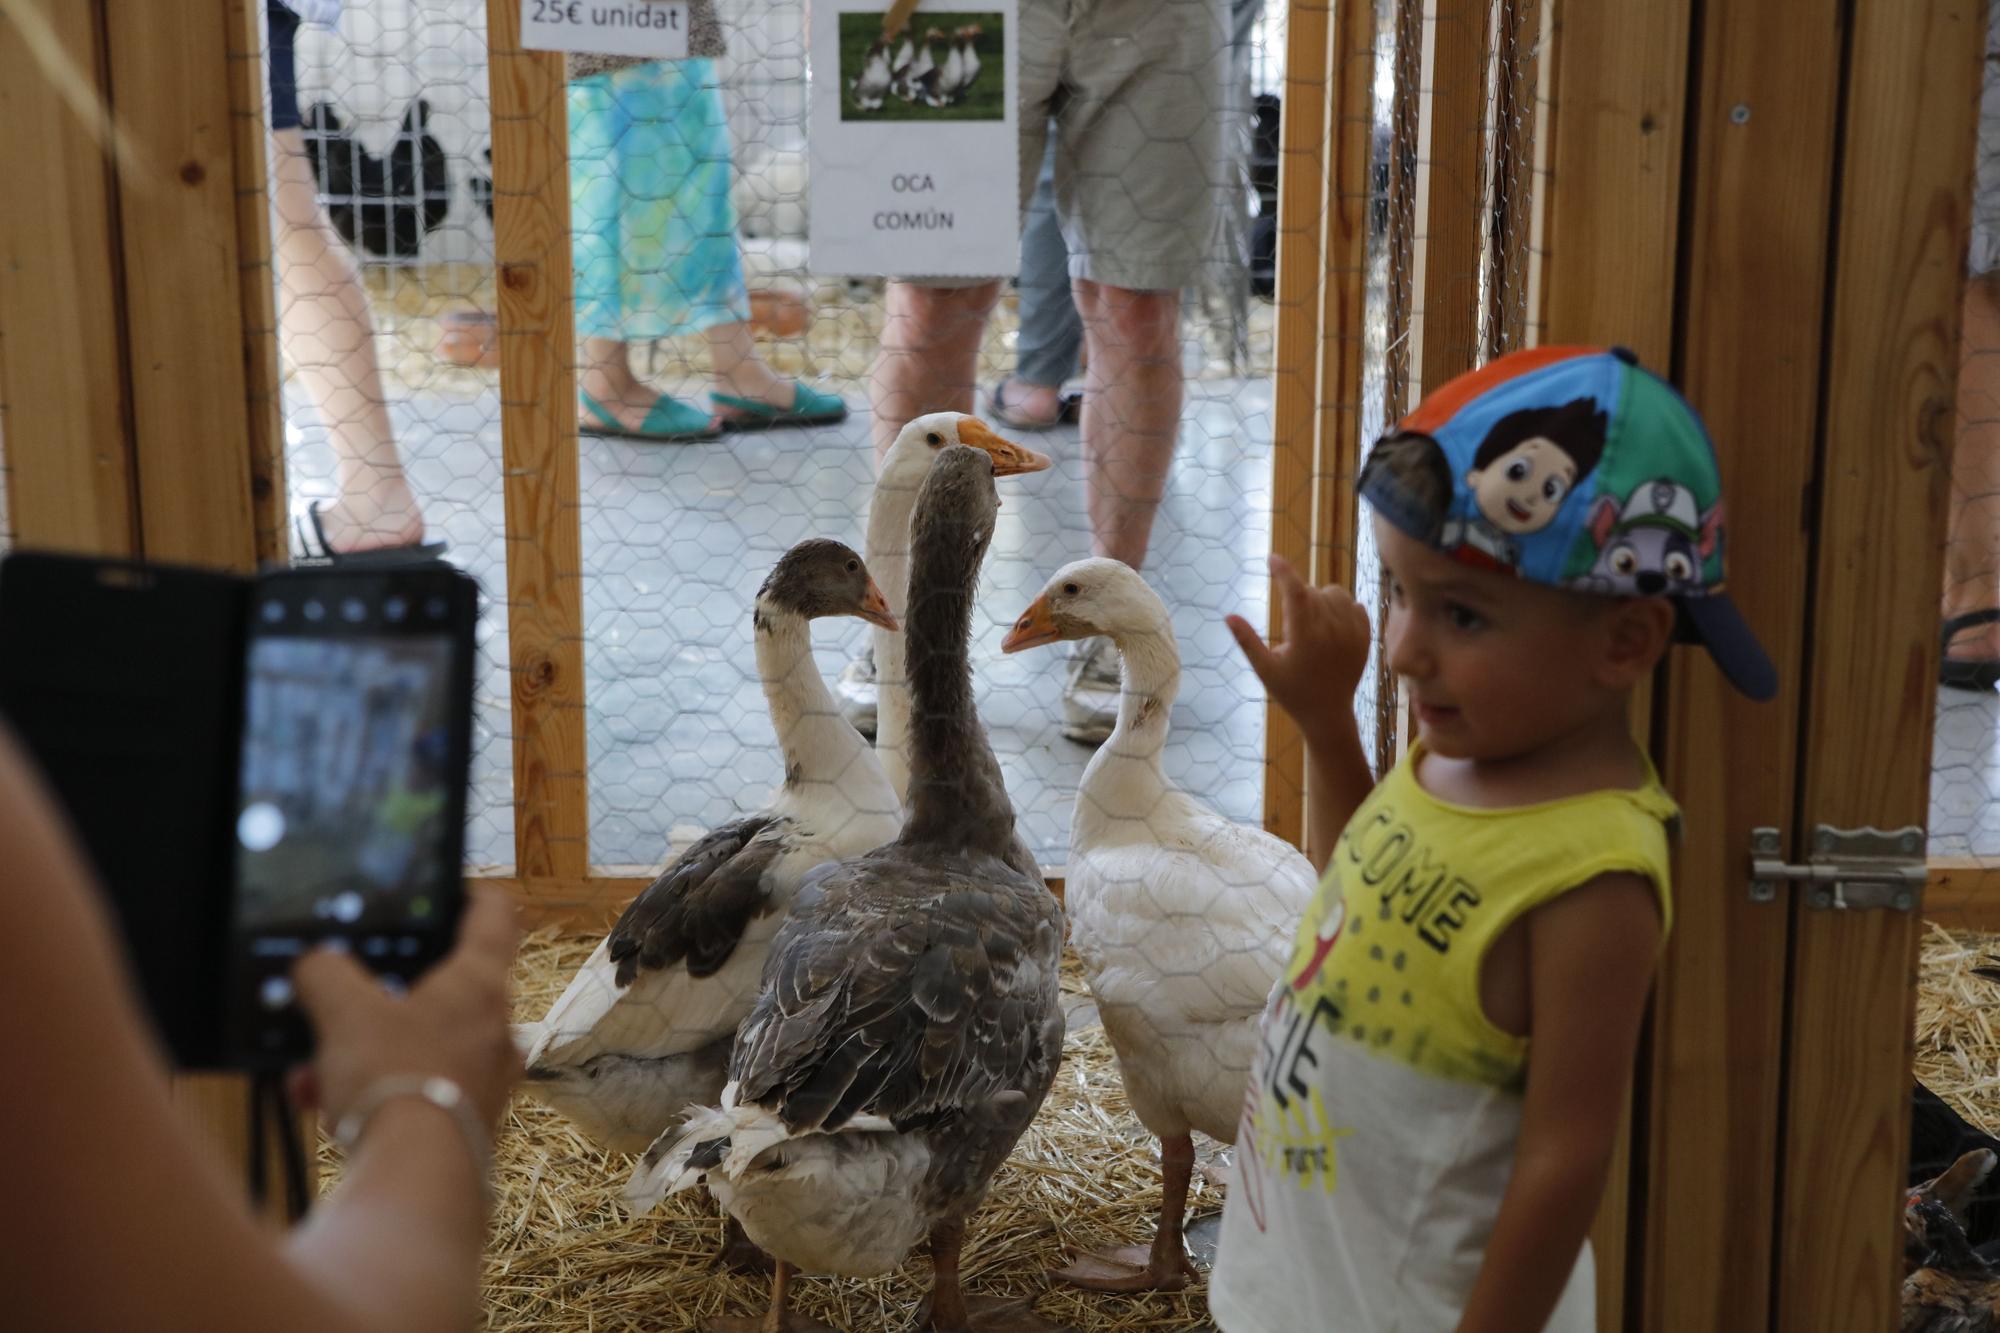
[291, 944, 380, 1028]
[1226, 613, 1279, 683]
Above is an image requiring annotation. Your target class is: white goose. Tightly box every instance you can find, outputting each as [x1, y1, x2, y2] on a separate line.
[957, 25, 983, 98]
[866, 412, 1048, 815]
[931, 29, 966, 106]
[850, 36, 893, 112]
[513, 540, 900, 1157]
[1003, 558, 1317, 1292]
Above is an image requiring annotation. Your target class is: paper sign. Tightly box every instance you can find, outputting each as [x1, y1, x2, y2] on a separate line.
[520, 0, 689, 60]
[809, 0, 1020, 277]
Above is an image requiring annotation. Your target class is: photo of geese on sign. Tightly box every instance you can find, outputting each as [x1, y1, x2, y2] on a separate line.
[840, 11, 1004, 122]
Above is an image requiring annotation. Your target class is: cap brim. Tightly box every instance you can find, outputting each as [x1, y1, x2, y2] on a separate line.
[1680, 593, 1778, 701]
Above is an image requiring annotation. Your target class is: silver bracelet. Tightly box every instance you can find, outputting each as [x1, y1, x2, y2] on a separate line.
[331, 1075, 492, 1197]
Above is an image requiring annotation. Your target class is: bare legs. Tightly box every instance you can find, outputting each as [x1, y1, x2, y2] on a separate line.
[1051, 1131, 1199, 1292]
[1071, 280, 1182, 570]
[1944, 272, 2000, 661]
[867, 277, 1182, 575]
[869, 281, 1003, 462]
[269, 129, 425, 553]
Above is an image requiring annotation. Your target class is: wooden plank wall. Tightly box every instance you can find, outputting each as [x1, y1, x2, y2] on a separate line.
[485, 0, 590, 882]
[0, 0, 137, 555]
[1778, 0, 1983, 1325]
[2, 0, 290, 1210]
[1646, 0, 1841, 1326]
[1415, 0, 1489, 397]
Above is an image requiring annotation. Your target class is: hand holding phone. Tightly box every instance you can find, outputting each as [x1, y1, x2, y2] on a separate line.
[285, 885, 523, 1135]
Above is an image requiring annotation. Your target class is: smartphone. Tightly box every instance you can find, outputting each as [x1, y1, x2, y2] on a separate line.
[225, 565, 477, 1067]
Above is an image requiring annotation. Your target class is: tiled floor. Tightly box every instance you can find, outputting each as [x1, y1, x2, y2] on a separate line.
[284, 379, 1276, 875]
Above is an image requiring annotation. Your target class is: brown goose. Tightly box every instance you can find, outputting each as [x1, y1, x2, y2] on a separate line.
[627, 446, 1067, 1333]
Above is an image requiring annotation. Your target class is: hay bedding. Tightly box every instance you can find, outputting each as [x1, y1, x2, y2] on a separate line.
[1917, 924, 2000, 1131]
[323, 928, 1228, 1331]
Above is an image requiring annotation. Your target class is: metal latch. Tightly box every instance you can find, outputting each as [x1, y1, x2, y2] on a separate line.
[1748, 825, 1924, 912]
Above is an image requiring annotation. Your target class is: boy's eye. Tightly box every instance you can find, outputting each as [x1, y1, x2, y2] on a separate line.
[1446, 602, 1484, 631]
[1387, 578, 1407, 606]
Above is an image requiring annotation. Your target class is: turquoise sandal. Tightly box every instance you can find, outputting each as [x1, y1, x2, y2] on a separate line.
[579, 390, 721, 442]
[710, 382, 850, 431]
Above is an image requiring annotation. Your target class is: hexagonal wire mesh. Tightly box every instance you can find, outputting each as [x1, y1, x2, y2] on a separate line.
[1916, 0, 2000, 1254]
[238, 0, 1544, 1326]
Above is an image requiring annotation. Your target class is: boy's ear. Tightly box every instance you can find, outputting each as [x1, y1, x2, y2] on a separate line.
[1599, 597, 1677, 687]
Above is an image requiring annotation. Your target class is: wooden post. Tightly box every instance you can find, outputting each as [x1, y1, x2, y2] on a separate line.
[1307, 0, 1381, 602]
[1777, 0, 1982, 1324]
[485, 0, 589, 879]
[1486, 0, 1535, 357]
[1644, 0, 1844, 1326]
[226, 0, 288, 567]
[0, 0, 138, 554]
[1263, 0, 1335, 850]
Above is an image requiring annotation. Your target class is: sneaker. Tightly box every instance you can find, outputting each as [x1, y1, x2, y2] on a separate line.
[836, 645, 879, 739]
[1060, 635, 1121, 746]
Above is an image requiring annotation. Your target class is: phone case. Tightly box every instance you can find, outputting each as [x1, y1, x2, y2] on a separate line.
[0, 555, 246, 1069]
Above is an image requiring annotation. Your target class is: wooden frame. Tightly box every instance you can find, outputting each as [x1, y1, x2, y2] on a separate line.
[1777, 1, 1983, 1323]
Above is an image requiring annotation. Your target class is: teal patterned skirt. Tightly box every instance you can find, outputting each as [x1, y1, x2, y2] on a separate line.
[567, 59, 748, 342]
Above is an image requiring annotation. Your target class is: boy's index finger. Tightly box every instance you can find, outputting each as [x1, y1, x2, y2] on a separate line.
[1268, 553, 1308, 637]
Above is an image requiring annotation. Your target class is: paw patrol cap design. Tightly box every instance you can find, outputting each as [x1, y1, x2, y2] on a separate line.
[1358, 344, 1777, 700]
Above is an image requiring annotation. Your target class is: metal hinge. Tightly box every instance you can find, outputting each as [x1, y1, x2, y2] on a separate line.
[1748, 825, 1925, 912]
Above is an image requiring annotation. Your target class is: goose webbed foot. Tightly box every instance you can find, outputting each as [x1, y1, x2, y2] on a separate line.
[718, 1215, 776, 1275]
[1049, 1241, 1197, 1293]
[1050, 1132, 1200, 1293]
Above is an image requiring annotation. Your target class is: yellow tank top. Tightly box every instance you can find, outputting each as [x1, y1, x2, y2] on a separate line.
[1283, 741, 1678, 1091]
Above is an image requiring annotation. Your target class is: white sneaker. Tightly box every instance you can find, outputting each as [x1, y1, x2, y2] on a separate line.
[1061, 635, 1121, 746]
[836, 645, 878, 739]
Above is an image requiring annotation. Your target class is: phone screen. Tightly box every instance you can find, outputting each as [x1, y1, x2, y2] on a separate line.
[229, 569, 475, 1064]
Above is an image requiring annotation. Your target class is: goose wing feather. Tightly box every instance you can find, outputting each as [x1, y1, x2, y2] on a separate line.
[526, 814, 797, 1068]
[606, 814, 793, 983]
[729, 852, 1063, 1136]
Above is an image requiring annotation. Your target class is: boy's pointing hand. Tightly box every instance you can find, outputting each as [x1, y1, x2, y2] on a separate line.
[1227, 554, 1373, 732]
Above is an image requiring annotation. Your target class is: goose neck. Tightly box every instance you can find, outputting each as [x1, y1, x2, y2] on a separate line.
[899, 544, 1015, 856]
[753, 603, 862, 787]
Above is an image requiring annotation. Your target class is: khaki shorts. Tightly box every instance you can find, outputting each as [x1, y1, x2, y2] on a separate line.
[911, 0, 1227, 292]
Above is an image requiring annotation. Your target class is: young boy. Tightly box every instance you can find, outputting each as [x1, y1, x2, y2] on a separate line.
[1208, 346, 1776, 1332]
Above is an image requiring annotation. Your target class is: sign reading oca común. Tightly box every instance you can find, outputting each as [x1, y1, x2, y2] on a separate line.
[520, 0, 689, 60]
[808, 0, 1021, 277]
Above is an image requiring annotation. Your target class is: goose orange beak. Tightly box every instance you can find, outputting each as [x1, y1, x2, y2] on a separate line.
[1002, 593, 1063, 653]
[955, 417, 1052, 477]
[856, 579, 899, 631]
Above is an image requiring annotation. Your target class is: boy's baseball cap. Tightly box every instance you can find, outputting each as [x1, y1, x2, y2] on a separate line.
[1358, 344, 1777, 701]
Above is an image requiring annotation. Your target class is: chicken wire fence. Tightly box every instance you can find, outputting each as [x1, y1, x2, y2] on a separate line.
[251, 0, 1308, 884]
